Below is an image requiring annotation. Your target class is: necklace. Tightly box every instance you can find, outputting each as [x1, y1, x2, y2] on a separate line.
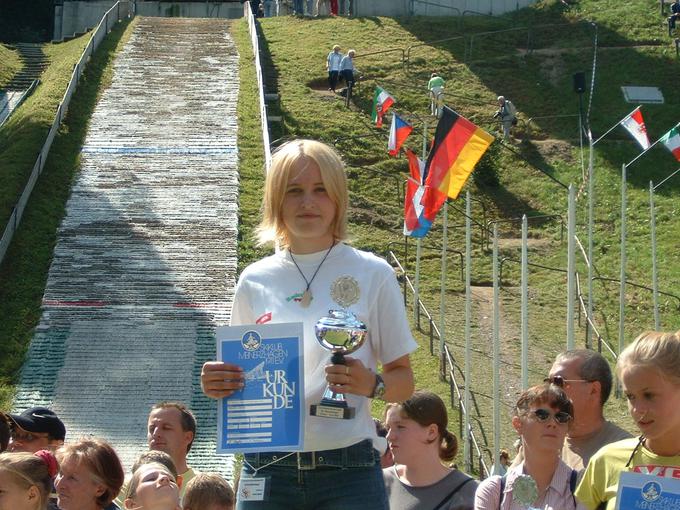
[289, 242, 336, 308]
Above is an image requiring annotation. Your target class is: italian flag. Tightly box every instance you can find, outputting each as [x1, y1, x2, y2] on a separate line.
[371, 86, 395, 128]
[660, 125, 680, 162]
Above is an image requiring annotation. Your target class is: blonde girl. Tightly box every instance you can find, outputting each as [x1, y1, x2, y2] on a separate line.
[575, 330, 680, 509]
[0, 450, 56, 510]
[201, 139, 417, 509]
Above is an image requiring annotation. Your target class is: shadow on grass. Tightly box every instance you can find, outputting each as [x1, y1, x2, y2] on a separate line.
[0, 19, 131, 402]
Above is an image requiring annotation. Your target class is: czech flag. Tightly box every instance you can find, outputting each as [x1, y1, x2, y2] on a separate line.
[424, 106, 494, 200]
[403, 150, 447, 238]
[372, 86, 395, 128]
[388, 113, 413, 157]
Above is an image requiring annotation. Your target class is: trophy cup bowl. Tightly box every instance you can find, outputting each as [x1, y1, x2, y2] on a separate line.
[310, 309, 367, 419]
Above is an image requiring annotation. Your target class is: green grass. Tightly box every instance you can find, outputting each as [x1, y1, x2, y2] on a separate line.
[0, 18, 136, 410]
[0, 44, 21, 88]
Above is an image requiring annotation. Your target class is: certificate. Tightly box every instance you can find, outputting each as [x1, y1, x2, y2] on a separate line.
[616, 471, 680, 509]
[216, 323, 305, 453]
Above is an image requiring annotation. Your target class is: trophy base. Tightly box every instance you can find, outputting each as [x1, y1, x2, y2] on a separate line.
[310, 403, 355, 420]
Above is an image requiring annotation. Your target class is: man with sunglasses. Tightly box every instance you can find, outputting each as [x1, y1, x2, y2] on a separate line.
[547, 349, 631, 472]
[7, 406, 66, 453]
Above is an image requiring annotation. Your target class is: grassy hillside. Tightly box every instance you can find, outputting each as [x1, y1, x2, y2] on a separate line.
[235, 0, 679, 467]
[0, 44, 22, 88]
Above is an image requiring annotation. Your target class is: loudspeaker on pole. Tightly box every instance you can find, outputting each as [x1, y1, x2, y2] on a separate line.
[573, 72, 587, 94]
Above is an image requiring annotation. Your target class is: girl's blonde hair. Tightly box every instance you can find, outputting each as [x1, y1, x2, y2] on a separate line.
[617, 330, 680, 385]
[0, 452, 54, 510]
[256, 139, 348, 248]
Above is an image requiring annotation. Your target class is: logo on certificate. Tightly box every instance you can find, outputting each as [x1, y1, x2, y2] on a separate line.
[642, 481, 662, 502]
[242, 330, 262, 351]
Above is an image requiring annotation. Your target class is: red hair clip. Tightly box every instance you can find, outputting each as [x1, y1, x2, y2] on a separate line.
[34, 449, 59, 478]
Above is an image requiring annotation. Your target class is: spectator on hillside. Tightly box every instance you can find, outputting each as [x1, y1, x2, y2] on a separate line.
[305, 0, 313, 16]
[0, 412, 9, 452]
[262, 0, 275, 17]
[338, 0, 352, 15]
[0, 450, 58, 510]
[339, 49, 356, 90]
[200, 139, 417, 509]
[428, 72, 445, 118]
[7, 407, 66, 454]
[55, 438, 125, 510]
[326, 44, 343, 92]
[546, 349, 631, 473]
[330, 0, 338, 15]
[493, 95, 517, 140]
[669, 0, 680, 36]
[122, 462, 181, 510]
[182, 473, 235, 510]
[475, 383, 586, 510]
[384, 391, 477, 510]
[575, 330, 680, 509]
[292, 0, 303, 15]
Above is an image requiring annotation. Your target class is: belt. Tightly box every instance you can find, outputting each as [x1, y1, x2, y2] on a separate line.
[244, 439, 378, 471]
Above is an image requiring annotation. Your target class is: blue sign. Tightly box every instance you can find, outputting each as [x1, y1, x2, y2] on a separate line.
[616, 471, 680, 509]
[216, 323, 305, 453]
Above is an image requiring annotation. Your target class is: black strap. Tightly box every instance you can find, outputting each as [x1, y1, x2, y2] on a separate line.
[432, 477, 475, 510]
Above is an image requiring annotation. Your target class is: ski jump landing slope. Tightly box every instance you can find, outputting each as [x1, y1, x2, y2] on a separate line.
[14, 16, 239, 477]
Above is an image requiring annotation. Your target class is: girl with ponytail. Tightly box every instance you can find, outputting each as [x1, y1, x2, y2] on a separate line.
[384, 391, 477, 510]
[0, 449, 57, 510]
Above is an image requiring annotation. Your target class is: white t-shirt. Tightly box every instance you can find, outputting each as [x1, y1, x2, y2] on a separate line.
[230, 243, 418, 452]
[327, 51, 343, 71]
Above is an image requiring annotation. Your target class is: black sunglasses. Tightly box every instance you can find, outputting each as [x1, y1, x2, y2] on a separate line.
[530, 408, 572, 424]
[544, 375, 590, 388]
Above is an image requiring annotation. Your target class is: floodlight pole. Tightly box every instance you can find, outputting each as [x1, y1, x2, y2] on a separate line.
[567, 184, 576, 350]
[439, 202, 448, 358]
[492, 224, 501, 475]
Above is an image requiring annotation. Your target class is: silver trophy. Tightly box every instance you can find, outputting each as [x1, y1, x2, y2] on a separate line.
[310, 276, 366, 420]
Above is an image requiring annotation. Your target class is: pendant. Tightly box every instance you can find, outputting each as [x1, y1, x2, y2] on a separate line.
[300, 289, 312, 308]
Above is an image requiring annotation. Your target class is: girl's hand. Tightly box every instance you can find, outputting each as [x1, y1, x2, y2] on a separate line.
[201, 361, 245, 399]
[325, 357, 375, 397]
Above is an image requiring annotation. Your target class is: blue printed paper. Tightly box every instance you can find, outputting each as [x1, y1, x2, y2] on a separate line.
[216, 323, 305, 453]
[616, 471, 680, 509]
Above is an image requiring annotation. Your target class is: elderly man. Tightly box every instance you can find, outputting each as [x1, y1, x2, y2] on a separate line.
[493, 95, 517, 140]
[7, 406, 66, 453]
[546, 349, 631, 472]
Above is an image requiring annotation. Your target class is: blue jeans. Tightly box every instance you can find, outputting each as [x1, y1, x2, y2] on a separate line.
[293, 0, 303, 14]
[236, 440, 387, 510]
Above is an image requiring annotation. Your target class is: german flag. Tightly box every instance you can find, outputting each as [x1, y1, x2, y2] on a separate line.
[424, 106, 494, 199]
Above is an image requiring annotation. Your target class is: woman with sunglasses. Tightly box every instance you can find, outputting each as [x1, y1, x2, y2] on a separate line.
[575, 330, 680, 509]
[200, 139, 417, 509]
[474, 383, 586, 510]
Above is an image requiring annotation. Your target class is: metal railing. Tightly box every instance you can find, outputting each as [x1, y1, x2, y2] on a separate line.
[388, 250, 492, 478]
[0, 1, 135, 264]
[244, 3, 273, 172]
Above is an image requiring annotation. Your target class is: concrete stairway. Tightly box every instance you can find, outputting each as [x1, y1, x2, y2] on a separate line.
[13, 17, 240, 478]
[5, 43, 49, 90]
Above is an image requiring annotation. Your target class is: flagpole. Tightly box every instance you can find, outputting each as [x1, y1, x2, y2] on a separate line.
[618, 163, 627, 391]
[414, 120, 428, 326]
[592, 106, 642, 146]
[521, 215, 528, 390]
[567, 184, 576, 350]
[439, 201, 448, 363]
[587, 129, 594, 348]
[650, 180, 659, 330]
[492, 223, 501, 476]
[464, 190, 472, 473]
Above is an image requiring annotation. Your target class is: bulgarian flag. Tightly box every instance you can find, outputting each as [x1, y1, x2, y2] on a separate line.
[659, 124, 680, 161]
[371, 86, 395, 128]
[620, 107, 650, 150]
[424, 106, 495, 200]
[388, 113, 413, 156]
